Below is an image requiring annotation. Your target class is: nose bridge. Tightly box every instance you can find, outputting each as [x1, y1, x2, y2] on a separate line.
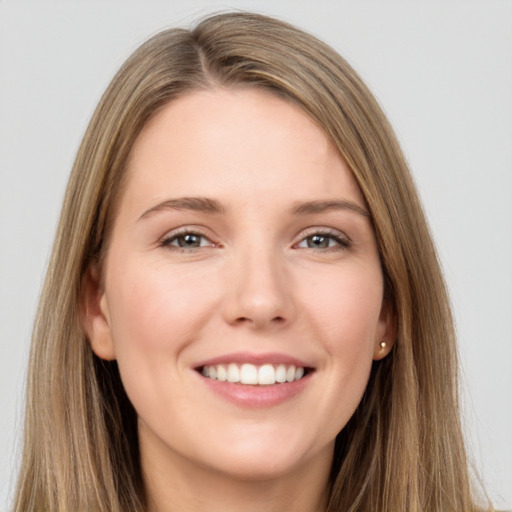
[223, 237, 293, 328]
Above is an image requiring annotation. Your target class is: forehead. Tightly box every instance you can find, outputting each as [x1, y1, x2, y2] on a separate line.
[122, 87, 364, 211]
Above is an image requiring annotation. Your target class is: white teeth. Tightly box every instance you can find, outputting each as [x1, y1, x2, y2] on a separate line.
[200, 363, 307, 385]
[258, 364, 275, 385]
[240, 364, 258, 384]
[217, 365, 227, 382]
[227, 363, 239, 383]
[286, 365, 296, 383]
[275, 364, 287, 383]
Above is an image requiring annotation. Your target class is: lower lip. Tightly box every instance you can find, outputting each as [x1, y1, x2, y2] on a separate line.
[197, 372, 312, 408]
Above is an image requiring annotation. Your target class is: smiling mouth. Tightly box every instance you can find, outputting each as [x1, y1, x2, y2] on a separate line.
[197, 363, 312, 386]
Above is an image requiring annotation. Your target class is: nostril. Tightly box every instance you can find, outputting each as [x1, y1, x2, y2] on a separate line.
[231, 315, 286, 328]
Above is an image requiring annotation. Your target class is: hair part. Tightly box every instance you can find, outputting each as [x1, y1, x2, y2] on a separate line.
[14, 12, 488, 512]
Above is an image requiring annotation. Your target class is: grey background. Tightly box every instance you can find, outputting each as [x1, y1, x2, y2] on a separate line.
[1, 1, 511, 509]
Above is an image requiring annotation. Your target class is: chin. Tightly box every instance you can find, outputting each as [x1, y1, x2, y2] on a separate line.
[206, 451, 309, 482]
[193, 429, 334, 483]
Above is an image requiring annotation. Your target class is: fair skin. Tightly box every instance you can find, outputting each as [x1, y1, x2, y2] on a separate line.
[85, 88, 394, 512]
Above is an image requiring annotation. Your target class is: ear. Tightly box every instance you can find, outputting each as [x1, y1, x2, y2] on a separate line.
[373, 299, 397, 361]
[81, 264, 116, 361]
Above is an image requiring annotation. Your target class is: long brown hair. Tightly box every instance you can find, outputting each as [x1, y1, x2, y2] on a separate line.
[14, 12, 488, 511]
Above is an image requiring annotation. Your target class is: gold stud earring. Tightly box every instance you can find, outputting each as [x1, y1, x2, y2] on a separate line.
[379, 341, 387, 350]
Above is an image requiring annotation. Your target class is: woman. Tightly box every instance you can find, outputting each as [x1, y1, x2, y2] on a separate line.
[13, 12, 490, 512]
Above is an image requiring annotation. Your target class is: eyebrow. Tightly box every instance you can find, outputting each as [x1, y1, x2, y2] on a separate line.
[289, 200, 370, 218]
[139, 197, 225, 220]
[138, 196, 369, 221]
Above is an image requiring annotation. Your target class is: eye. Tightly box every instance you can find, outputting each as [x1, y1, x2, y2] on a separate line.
[296, 230, 351, 250]
[160, 230, 215, 250]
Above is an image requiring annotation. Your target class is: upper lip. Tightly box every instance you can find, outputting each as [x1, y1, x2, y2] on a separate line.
[193, 351, 314, 369]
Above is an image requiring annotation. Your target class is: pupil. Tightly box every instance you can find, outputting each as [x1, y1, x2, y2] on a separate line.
[308, 235, 328, 248]
[179, 234, 200, 247]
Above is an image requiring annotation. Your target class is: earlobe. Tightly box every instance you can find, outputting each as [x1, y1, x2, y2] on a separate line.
[81, 265, 116, 361]
[373, 340, 392, 360]
[373, 300, 397, 361]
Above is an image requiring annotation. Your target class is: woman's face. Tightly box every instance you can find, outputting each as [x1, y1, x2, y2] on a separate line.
[86, 88, 393, 482]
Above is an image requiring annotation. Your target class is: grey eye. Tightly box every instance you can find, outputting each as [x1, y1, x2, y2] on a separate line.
[162, 232, 213, 250]
[307, 235, 331, 248]
[175, 234, 203, 248]
[298, 234, 343, 249]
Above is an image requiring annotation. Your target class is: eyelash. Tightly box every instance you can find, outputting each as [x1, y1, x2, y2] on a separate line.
[159, 228, 216, 251]
[295, 229, 351, 252]
[159, 228, 351, 252]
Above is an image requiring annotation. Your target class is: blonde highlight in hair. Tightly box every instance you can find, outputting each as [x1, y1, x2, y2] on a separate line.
[14, 12, 488, 512]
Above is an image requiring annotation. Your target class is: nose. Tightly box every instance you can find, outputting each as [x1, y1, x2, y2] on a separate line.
[221, 246, 295, 330]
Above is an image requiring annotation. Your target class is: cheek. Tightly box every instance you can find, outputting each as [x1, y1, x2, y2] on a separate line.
[297, 263, 382, 423]
[102, 260, 221, 427]
[105, 259, 219, 358]
[302, 263, 384, 350]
